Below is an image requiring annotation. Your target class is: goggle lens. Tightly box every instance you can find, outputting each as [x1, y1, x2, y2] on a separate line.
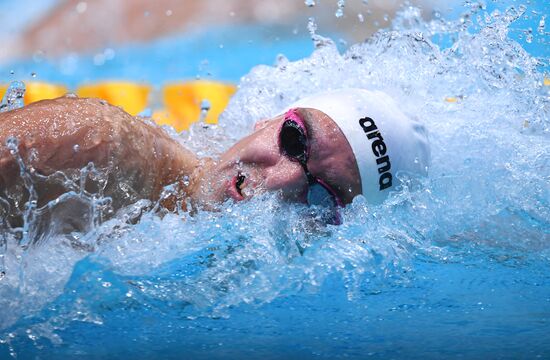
[280, 120, 307, 162]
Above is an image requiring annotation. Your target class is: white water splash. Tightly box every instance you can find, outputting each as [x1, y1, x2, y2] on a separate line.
[0, 3, 548, 350]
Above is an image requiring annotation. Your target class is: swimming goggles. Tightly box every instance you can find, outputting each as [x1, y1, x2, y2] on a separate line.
[279, 109, 343, 224]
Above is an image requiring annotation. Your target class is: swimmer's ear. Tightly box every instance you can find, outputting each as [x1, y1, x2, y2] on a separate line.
[254, 119, 271, 131]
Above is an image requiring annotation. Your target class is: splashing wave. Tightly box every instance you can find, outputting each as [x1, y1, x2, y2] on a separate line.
[0, 4, 548, 355]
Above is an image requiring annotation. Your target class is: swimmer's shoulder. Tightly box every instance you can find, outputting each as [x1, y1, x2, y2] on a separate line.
[0, 95, 132, 128]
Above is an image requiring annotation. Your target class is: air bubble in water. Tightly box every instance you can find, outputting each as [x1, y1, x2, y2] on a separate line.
[304, 0, 315, 7]
[358, 13, 364, 22]
[73, 144, 80, 153]
[182, 175, 190, 187]
[31, 72, 37, 78]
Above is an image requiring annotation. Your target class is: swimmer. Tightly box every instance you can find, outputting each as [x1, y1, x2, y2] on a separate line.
[0, 89, 429, 227]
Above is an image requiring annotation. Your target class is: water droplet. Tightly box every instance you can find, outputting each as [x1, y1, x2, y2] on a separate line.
[28, 148, 38, 162]
[1, 81, 26, 113]
[358, 13, 364, 22]
[32, 51, 44, 63]
[276, 54, 289, 68]
[6, 137, 19, 153]
[76, 1, 87, 14]
[538, 16, 546, 34]
[199, 99, 211, 122]
[9, 70, 14, 75]
[525, 28, 533, 43]
[200, 99, 211, 112]
[104, 48, 115, 60]
[73, 144, 80, 153]
[335, 0, 345, 18]
[307, 17, 318, 36]
[383, 13, 389, 22]
[93, 53, 105, 66]
[182, 175, 190, 187]
[304, 0, 315, 7]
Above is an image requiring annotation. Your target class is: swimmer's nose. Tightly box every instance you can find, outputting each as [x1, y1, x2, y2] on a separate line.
[237, 141, 308, 200]
[235, 127, 281, 167]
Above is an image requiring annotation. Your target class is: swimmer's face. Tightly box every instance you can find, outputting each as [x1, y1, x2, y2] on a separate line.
[194, 108, 362, 206]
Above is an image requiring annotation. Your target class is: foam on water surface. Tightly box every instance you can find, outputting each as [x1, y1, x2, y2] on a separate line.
[0, 2, 549, 358]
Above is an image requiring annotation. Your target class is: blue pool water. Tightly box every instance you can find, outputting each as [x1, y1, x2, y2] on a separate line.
[0, 1, 549, 359]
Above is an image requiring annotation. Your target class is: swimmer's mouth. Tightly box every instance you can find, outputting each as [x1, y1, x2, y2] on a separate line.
[236, 172, 246, 196]
[228, 171, 247, 201]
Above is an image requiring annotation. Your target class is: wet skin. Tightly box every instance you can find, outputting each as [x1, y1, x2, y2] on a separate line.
[193, 108, 362, 206]
[0, 96, 361, 223]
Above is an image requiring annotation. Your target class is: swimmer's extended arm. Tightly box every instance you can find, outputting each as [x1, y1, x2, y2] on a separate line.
[0, 96, 200, 213]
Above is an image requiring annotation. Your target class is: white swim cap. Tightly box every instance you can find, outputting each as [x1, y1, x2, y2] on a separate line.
[287, 89, 430, 204]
